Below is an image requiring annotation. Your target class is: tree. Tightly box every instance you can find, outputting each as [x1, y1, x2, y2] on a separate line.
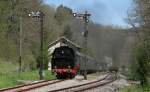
[55, 5, 72, 25]
[0, 0, 19, 62]
[133, 43, 150, 86]
[128, 0, 150, 87]
[61, 25, 72, 39]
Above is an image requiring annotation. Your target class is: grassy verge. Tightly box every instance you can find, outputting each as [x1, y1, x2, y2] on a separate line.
[121, 85, 143, 92]
[19, 70, 55, 80]
[0, 60, 55, 89]
[0, 70, 55, 89]
[120, 85, 150, 92]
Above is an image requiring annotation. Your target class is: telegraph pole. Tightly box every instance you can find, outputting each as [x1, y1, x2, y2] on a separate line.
[28, 11, 45, 80]
[19, 16, 22, 75]
[73, 11, 91, 80]
[39, 11, 44, 80]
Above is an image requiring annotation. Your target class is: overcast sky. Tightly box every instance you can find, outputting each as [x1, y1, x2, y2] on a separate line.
[43, 0, 133, 28]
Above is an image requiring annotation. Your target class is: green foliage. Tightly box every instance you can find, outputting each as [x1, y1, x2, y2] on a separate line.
[0, 61, 55, 88]
[0, 60, 17, 74]
[121, 85, 144, 92]
[121, 83, 150, 92]
[19, 70, 55, 80]
[130, 41, 150, 86]
[128, 0, 150, 87]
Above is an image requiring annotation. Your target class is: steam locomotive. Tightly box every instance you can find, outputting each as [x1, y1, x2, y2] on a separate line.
[51, 46, 100, 79]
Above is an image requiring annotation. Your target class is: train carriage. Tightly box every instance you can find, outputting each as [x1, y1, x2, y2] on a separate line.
[76, 51, 101, 73]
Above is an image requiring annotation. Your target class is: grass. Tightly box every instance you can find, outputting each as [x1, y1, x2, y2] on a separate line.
[19, 70, 55, 80]
[121, 84, 150, 92]
[0, 60, 55, 89]
[121, 85, 143, 92]
[0, 70, 55, 89]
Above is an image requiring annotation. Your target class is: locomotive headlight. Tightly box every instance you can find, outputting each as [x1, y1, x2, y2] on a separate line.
[68, 66, 71, 69]
[61, 51, 64, 54]
[68, 66, 71, 73]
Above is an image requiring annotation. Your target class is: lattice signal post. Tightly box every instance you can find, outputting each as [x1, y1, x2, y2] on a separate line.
[73, 11, 91, 80]
[28, 11, 45, 80]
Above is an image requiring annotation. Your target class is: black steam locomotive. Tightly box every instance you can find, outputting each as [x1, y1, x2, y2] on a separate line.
[51, 46, 100, 78]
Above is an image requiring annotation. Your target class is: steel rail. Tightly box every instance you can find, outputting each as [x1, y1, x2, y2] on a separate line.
[0, 79, 63, 92]
[0, 80, 53, 91]
[17, 80, 64, 92]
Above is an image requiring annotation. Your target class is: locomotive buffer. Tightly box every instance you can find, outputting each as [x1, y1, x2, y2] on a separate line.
[73, 11, 91, 80]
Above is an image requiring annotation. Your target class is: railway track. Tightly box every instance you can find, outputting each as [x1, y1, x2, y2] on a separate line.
[0, 73, 116, 92]
[0, 79, 64, 92]
[48, 73, 117, 92]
